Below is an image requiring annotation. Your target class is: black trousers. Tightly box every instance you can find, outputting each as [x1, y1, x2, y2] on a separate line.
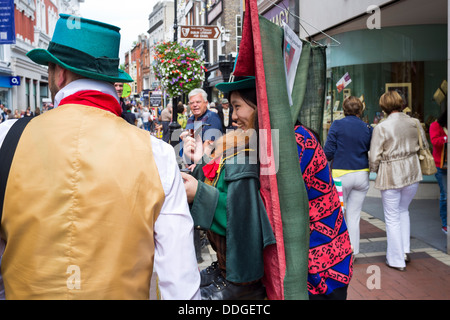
[162, 121, 170, 143]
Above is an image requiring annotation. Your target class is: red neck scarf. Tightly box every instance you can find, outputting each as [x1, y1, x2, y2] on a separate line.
[59, 90, 122, 117]
[202, 157, 221, 182]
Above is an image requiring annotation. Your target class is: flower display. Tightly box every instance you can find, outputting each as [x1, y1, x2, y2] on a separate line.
[152, 41, 207, 98]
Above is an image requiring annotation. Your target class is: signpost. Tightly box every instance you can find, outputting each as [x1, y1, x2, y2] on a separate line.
[150, 91, 162, 107]
[180, 25, 221, 40]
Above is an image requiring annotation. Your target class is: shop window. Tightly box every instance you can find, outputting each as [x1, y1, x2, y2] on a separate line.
[324, 60, 447, 141]
[322, 25, 447, 142]
[25, 79, 30, 109]
[236, 15, 242, 52]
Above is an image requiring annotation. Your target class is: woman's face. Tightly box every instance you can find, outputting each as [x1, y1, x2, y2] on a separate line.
[230, 91, 256, 131]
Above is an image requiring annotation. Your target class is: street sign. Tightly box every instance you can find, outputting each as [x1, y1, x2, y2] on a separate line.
[180, 25, 221, 40]
[0, 0, 16, 44]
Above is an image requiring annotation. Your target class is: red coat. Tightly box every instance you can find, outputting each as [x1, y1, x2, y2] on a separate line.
[429, 121, 448, 168]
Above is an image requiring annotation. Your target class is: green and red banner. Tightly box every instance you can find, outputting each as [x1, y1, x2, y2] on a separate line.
[233, 0, 312, 300]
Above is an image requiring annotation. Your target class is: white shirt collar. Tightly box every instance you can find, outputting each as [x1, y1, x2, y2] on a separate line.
[54, 79, 119, 108]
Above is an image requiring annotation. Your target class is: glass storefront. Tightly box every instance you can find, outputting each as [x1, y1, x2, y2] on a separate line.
[322, 24, 447, 140]
[0, 88, 9, 107]
[0, 75, 12, 109]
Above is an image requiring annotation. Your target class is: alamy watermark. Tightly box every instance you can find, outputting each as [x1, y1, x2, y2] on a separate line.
[66, 16, 82, 30]
[367, 5, 381, 30]
[173, 123, 280, 176]
[366, 265, 381, 290]
[67, 265, 81, 290]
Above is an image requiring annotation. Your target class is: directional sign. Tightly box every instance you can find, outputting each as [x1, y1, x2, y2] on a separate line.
[0, 0, 16, 44]
[180, 25, 221, 40]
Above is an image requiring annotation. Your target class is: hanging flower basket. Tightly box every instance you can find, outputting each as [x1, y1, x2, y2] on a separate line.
[152, 41, 207, 98]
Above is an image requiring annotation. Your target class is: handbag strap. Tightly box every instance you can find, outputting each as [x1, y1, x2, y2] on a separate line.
[0, 117, 33, 227]
[415, 122, 424, 149]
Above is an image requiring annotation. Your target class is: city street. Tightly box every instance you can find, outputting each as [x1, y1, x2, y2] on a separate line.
[2, 0, 448, 302]
[349, 206, 450, 300]
[150, 193, 450, 300]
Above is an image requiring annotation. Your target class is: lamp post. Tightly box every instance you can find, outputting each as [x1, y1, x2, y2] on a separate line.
[169, 0, 181, 148]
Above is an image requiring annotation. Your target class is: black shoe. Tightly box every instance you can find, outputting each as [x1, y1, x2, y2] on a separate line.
[200, 261, 221, 287]
[200, 276, 266, 300]
[405, 253, 411, 263]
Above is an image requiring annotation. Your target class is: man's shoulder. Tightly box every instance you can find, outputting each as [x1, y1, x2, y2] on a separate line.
[150, 135, 175, 161]
[206, 109, 221, 120]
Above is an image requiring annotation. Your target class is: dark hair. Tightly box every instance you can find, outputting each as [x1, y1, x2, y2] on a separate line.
[230, 88, 258, 130]
[227, 76, 257, 106]
[177, 101, 184, 114]
[233, 88, 257, 108]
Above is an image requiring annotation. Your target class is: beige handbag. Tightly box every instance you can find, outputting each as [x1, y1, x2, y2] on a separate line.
[416, 124, 437, 175]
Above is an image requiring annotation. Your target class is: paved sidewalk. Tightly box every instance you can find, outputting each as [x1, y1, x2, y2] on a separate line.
[348, 211, 450, 300]
[196, 208, 450, 300]
[152, 197, 450, 300]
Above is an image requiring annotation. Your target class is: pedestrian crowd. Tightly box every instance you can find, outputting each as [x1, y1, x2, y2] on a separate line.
[0, 105, 41, 122]
[0, 14, 446, 301]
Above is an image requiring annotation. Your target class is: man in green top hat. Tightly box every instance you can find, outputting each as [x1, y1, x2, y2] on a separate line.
[0, 14, 200, 300]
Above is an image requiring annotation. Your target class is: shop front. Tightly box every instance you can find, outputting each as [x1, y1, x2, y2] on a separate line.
[322, 24, 447, 139]
[0, 75, 12, 108]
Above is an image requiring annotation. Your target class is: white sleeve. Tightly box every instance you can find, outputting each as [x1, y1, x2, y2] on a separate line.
[151, 136, 201, 300]
[0, 119, 17, 148]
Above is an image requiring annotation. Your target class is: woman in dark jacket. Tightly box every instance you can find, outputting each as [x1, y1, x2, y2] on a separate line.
[182, 76, 353, 300]
[181, 77, 276, 300]
[324, 96, 372, 258]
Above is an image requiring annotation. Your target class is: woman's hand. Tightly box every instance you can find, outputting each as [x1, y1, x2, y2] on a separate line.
[181, 172, 198, 203]
[181, 128, 213, 165]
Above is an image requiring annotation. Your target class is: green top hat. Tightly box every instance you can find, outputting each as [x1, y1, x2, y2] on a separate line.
[27, 14, 133, 83]
[216, 76, 256, 93]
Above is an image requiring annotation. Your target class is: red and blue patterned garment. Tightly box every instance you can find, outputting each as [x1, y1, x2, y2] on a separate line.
[294, 125, 353, 296]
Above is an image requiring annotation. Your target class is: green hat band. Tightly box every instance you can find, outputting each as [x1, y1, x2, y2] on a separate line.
[215, 76, 256, 93]
[48, 42, 119, 77]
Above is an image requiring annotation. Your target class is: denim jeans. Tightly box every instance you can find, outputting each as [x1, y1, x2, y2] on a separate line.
[435, 167, 447, 228]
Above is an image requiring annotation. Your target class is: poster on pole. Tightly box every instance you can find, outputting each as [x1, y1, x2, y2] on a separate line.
[0, 0, 15, 44]
[282, 22, 302, 106]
